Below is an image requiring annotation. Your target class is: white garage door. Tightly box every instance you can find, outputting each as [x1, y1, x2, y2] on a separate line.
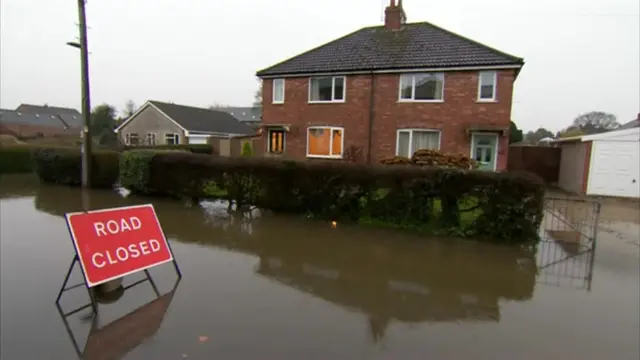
[587, 140, 640, 198]
[188, 136, 209, 145]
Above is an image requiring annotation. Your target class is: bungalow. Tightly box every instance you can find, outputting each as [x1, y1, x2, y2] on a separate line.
[114, 100, 256, 145]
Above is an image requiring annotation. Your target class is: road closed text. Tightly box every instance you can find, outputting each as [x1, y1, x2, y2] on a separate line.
[91, 216, 162, 268]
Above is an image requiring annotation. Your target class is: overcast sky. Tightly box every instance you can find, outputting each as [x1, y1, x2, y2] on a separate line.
[1, 0, 638, 132]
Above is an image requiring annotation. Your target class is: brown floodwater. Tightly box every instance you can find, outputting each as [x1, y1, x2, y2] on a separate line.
[0, 174, 638, 360]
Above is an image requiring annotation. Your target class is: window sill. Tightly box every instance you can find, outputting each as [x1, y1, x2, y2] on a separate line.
[272, 101, 284, 105]
[306, 154, 343, 160]
[476, 99, 498, 103]
[308, 100, 345, 104]
[397, 99, 444, 103]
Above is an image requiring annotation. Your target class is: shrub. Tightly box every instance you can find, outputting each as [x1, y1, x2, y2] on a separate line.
[119, 149, 187, 194]
[380, 150, 478, 169]
[241, 141, 253, 156]
[411, 149, 478, 169]
[33, 147, 119, 188]
[0, 146, 35, 174]
[119, 152, 545, 244]
[123, 144, 214, 154]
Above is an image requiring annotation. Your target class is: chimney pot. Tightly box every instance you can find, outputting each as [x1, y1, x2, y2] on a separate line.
[384, 0, 406, 30]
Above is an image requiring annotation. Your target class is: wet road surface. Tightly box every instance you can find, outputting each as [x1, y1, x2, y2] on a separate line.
[1, 175, 638, 359]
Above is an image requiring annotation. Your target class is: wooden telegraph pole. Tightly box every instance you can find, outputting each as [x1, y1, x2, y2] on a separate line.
[77, 0, 92, 188]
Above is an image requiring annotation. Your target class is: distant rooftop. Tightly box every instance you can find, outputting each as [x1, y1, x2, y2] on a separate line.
[15, 103, 82, 128]
[214, 107, 261, 123]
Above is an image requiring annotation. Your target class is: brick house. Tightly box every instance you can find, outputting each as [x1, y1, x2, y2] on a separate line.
[256, 0, 524, 170]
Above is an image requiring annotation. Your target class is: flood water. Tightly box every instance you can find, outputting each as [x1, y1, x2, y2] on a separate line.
[1, 174, 638, 360]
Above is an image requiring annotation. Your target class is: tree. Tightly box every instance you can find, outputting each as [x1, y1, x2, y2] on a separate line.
[524, 128, 554, 143]
[558, 126, 585, 138]
[509, 121, 523, 144]
[124, 100, 136, 117]
[209, 103, 230, 110]
[253, 78, 262, 108]
[572, 111, 619, 134]
[91, 104, 118, 145]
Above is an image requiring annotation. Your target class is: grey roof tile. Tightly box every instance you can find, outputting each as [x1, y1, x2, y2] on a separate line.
[214, 107, 262, 122]
[15, 104, 83, 128]
[257, 22, 523, 76]
[0, 110, 69, 128]
[149, 101, 256, 136]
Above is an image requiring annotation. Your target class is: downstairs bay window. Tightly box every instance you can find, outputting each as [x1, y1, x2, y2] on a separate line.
[396, 129, 441, 158]
[307, 126, 344, 158]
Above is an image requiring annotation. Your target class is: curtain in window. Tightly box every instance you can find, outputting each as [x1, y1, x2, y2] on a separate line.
[412, 131, 439, 153]
[274, 79, 285, 102]
[310, 78, 333, 101]
[308, 128, 330, 155]
[398, 131, 410, 157]
[331, 129, 342, 155]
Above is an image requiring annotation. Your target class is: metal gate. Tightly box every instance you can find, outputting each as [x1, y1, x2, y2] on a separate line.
[537, 196, 602, 291]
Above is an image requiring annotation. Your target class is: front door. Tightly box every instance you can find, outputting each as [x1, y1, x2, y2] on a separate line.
[471, 133, 498, 171]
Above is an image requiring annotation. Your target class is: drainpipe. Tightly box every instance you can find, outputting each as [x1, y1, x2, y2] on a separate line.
[366, 72, 376, 164]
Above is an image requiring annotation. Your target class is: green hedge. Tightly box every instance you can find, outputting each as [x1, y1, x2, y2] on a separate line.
[122, 144, 214, 154]
[33, 147, 119, 188]
[119, 152, 545, 244]
[0, 146, 35, 174]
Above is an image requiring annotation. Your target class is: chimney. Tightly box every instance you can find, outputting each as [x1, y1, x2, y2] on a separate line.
[385, 0, 406, 30]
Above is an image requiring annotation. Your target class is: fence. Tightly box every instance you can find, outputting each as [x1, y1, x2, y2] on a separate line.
[210, 136, 263, 157]
[508, 145, 561, 183]
[536, 196, 601, 291]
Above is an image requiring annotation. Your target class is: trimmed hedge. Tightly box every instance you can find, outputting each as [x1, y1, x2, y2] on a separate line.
[122, 144, 214, 154]
[120, 152, 545, 244]
[33, 147, 119, 188]
[0, 146, 35, 174]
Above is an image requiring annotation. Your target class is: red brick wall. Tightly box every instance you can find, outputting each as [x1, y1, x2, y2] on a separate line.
[261, 69, 516, 170]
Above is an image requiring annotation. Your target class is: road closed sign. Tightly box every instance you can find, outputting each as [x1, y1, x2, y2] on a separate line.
[65, 204, 174, 287]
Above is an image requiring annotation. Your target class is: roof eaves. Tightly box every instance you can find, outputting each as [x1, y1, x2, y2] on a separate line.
[258, 62, 525, 78]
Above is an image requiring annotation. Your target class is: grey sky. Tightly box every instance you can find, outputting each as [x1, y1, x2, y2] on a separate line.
[1, 0, 638, 132]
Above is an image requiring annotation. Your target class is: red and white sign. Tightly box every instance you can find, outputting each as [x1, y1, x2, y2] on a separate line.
[65, 204, 174, 287]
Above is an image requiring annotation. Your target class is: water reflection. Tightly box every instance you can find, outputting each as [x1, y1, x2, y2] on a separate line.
[32, 181, 538, 342]
[3, 175, 638, 359]
[57, 277, 180, 359]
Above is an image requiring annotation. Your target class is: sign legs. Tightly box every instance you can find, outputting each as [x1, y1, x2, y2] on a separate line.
[55, 255, 97, 314]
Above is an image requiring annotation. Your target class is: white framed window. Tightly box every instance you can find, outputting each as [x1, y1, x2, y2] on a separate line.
[478, 71, 497, 101]
[268, 129, 286, 154]
[165, 133, 180, 145]
[399, 73, 445, 102]
[396, 129, 441, 158]
[146, 132, 156, 145]
[309, 76, 345, 103]
[306, 126, 344, 158]
[125, 133, 139, 146]
[272, 78, 285, 104]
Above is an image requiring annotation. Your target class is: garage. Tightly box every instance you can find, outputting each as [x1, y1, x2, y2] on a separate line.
[555, 127, 640, 198]
[188, 135, 210, 145]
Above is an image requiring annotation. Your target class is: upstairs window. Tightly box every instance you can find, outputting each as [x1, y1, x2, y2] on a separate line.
[272, 79, 285, 104]
[165, 133, 180, 145]
[307, 126, 343, 158]
[478, 71, 497, 101]
[399, 73, 445, 101]
[309, 76, 345, 102]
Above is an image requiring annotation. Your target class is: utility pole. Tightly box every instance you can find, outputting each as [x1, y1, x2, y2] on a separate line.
[77, 0, 92, 188]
